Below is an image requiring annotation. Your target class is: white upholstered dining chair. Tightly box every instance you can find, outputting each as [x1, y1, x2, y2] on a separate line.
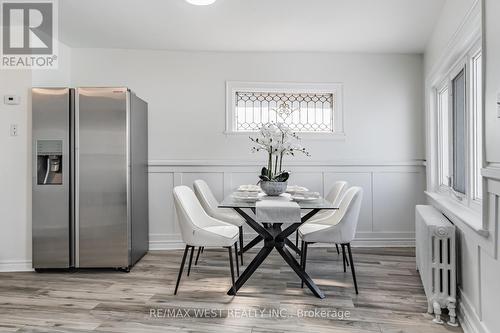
[173, 185, 240, 295]
[193, 179, 246, 264]
[298, 186, 363, 294]
[295, 181, 349, 249]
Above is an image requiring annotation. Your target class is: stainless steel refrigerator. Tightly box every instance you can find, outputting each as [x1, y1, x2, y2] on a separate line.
[32, 87, 149, 271]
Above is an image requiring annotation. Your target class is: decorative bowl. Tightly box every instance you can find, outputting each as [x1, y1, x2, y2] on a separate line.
[260, 181, 288, 196]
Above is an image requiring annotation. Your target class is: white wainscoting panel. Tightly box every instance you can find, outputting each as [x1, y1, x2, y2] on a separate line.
[323, 172, 372, 232]
[148, 160, 426, 249]
[148, 172, 176, 237]
[373, 172, 425, 232]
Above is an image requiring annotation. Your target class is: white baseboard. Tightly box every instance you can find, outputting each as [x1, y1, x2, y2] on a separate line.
[0, 260, 33, 272]
[1, 233, 414, 272]
[149, 233, 185, 250]
[458, 288, 490, 333]
[148, 232, 415, 250]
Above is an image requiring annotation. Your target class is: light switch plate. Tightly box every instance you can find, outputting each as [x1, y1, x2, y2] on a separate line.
[10, 124, 18, 136]
[4, 95, 20, 105]
[497, 92, 500, 118]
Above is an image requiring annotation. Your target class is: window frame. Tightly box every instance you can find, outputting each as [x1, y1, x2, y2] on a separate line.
[436, 79, 451, 191]
[450, 62, 468, 199]
[434, 41, 482, 212]
[469, 47, 483, 204]
[225, 81, 345, 139]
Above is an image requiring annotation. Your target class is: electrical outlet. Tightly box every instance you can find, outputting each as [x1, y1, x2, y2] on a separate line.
[10, 124, 18, 136]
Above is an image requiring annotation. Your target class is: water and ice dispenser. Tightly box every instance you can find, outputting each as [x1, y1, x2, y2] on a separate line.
[36, 140, 63, 185]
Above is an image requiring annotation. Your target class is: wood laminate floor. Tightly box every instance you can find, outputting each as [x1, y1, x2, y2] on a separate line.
[0, 247, 463, 333]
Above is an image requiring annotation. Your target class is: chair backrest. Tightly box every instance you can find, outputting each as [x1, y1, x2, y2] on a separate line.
[173, 185, 215, 244]
[325, 181, 349, 206]
[332, 186, 363, 243]
[193, 179, 220, 218]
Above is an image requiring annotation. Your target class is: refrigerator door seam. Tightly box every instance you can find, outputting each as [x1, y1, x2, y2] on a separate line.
[69, 89, 75, 267]
[74, 89, 80, 268]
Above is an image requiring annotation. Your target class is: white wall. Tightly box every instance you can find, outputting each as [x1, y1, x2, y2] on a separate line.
[424, 0, 478, 75]
[424, 1, 500, 333]
[0, 42, 71, 272]
[0, 70, 32, 271]
[70, 50, 425, 162]
[31, 42, 72, 87]
[69, 49, 426, 249]
[481, 0, 500, 331]
[484, 0, 500, 164]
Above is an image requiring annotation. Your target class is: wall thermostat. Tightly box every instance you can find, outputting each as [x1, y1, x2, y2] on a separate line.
[4, 95, 20, 105]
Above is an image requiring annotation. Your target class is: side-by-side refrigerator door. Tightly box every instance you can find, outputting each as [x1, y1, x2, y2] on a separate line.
[32, 88, 72, 269]
[75, 87, 130, 268]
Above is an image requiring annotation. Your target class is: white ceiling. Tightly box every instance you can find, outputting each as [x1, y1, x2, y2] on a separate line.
[59, 0, 445, 53]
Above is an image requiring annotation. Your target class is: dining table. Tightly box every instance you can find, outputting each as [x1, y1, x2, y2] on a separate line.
[219, 191, 338, 299]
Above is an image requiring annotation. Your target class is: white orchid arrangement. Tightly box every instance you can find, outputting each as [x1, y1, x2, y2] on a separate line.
[250, 121, 310, 183]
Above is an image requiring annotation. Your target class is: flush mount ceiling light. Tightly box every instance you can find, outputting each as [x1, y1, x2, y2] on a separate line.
[185, 0, 217, 5]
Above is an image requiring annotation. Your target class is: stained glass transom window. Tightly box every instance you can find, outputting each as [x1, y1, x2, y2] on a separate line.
[235, 91, 334, 132]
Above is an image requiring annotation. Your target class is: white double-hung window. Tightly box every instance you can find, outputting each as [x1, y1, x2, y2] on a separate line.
[225, 82, 344, 137]
[435, 42, 482, 210]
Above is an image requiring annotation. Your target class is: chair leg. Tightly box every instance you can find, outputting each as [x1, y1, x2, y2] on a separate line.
[174, 245, 190, 295]
[194, 247, 202, 266]
[346, 243, 359, 294]
[335, 243, 340, 254]
[187, 246, 194, 276]
[234, 243, 240, 277]
[341, 244, 347, 272]
[227, 246, 236, 293]
[344, 245, 349, 266]
[239, 226, 244, 266]
[301, 242, 308, 289]
[300, 240, 305, 282]
[299, 241, 304, 282]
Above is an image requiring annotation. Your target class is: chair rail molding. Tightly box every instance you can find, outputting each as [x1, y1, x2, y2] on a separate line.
[147, 159, 426, 250]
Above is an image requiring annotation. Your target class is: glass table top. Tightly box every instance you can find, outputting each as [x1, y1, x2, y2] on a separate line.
[219, 192, 338, 210]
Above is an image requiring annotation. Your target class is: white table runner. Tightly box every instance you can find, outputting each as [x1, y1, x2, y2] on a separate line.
[256, 199, 301, 224]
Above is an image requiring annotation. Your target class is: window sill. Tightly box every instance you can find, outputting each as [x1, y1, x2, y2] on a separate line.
[425, 191, 488, 237]
[223, 131, 347, 141]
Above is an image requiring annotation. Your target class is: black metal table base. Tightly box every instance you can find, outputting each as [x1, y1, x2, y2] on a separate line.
[239, 235, 263, 254]
[227, 208, 325, 299]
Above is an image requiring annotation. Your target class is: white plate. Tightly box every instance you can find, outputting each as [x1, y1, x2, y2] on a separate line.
[292, 196, 320, 202]
[291, 192, 320, 202]
[286, 185, 309, 194]
[232, 192, 261, 202]
[233, 196, 260, 202]
[237, 184, 261, 192]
